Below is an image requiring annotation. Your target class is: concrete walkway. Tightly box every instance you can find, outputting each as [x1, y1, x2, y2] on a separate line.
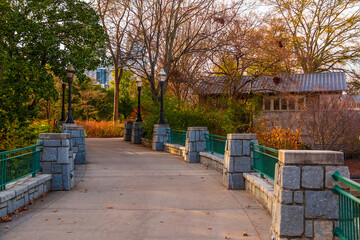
[0, 138, 271, 240]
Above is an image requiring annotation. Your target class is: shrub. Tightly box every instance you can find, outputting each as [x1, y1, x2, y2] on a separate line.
[0, 120, 61, 151]
[253, 123, 302, 150]
[76, 121, 124, 138]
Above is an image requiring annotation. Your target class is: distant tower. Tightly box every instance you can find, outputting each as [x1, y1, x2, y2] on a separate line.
[96, 68, 107, 85]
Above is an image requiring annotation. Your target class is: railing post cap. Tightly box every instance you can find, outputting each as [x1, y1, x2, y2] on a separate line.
[63, 125, 84, 130]
[279, 150, 344, 165]
[226, 133, 257, 140]
[187, 127, 208, 131]
[39, 133, 71, 140]
[154, 124, 170, 128]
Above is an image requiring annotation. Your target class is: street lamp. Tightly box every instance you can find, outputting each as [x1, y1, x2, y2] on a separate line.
[158, 69, 166, 124]
[66, 65, 75, 124]
[135, 77, 143, 122]
[59, 81, 67, 122]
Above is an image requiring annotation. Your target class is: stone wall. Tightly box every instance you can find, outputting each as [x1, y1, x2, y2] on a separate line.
[141, 138, 152, 148]
[152, 124, 169, 151]
[62, 124, 86, 164]
[131, 122, 144, 144]
[244, 173, 274, 214]
[39, 133, 75, 191]
[0, 174, 52, 218]
[123, 121, 133, 141]
[184, 127, 208, 163]
[271, 150, 349, 240]
[164, 143, 185, 157]
[199, 152, 224, 172]
[223, 134, 257, 189]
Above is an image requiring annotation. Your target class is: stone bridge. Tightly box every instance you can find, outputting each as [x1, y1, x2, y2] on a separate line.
[0, 138, 271, 240]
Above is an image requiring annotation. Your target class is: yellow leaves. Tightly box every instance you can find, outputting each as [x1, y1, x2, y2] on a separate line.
[254, 124, 302, 150]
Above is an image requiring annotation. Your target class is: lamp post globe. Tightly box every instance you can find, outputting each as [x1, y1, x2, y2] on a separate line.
[135, 77, 143, 122]
[158, 69, 166, 125]
[65, 65, 75, 124]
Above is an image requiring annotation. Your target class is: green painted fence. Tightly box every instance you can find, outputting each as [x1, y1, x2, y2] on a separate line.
[167, 129, 186, 146]
[250, 142, 279, 180]
[205, 134, 226, 155]
[0, 143, 43, 191]
[332, 171, 360, 240]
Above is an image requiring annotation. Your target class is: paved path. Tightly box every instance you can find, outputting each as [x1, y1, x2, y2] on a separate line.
[1, 138, 271, 240]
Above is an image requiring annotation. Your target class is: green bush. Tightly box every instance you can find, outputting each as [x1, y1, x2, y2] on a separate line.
[140, 86, 261, 139]
[0, 120, 61, 151]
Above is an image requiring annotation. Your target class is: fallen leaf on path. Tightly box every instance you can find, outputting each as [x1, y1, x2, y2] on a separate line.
[5, 225, 9, 228]
[242, 232, 248, 236]
[225, 237, 231, 239]
[107, 205, 113, 209]
[84, 188, 88, 193]
[52, 209, 57, 212]
[120, 193, 123, 195]
[44, 218, 48, 221]
[160, 221, 164, 223]
[246, 205, 250, 208]
[205, 212, 210, 215]
[208, 228, 212, 230]
[30, 201, 35, 206]
[1, 215, 12, 222]
[22, 206, 29, 211]
[201, 177, 204, 179]
[41, 193, 47, 198]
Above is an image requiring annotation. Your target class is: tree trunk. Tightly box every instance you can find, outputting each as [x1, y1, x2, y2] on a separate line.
[113, 67, 123, 122]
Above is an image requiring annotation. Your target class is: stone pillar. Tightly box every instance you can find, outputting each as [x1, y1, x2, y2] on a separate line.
[152, 124, 169, 151]
[184, 127, 208, 163]
[123, 121, 133, 141]
[223, 133, 256, 190]
[271, 150, 349, 240]
[62, 125, 86, 164]
[131, 122, 144, 144]
[38, 133, 75, 191]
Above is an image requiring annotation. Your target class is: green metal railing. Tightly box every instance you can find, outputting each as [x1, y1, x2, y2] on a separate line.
[332, 171, 360, 240]
[205, 134, 226, 155]
[0, 143, 43, 191]
[167, 129, 186, 146]
[250, 142, 278, 180]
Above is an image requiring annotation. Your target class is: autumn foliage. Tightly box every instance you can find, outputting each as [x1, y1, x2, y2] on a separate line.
[76, 121, 124, 138]
[254, 123, 302, 150]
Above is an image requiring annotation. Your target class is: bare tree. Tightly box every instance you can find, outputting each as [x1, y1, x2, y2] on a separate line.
[299, 94, 360, 150]
[205, 14, 295, 99]
[267, 0, 360, 73]
[92, 0, 135, 122]
[129, 0, 243, 100]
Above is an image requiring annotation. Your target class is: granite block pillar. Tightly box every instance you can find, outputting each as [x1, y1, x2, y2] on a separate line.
[152, 124, 169, 151]
[38, 133, 75, 191]
[123, 121, 134, 141]
[131, 122, 144, 144]
[184, 127, 208, 163]
[62, 125, 86, 164]
[271, 150, 349, 240]
[223, 133, 256, 190]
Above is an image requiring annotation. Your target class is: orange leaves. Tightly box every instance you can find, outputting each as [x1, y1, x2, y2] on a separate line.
[255, 125, 302, 150]
[76, 121, 124, 138]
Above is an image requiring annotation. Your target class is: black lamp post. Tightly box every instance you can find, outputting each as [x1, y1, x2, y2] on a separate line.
[135, 77, 143, 122]
[59, 82, 67, 122]
[158, 69, 166, 124]
[66, 65, 75, 124]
